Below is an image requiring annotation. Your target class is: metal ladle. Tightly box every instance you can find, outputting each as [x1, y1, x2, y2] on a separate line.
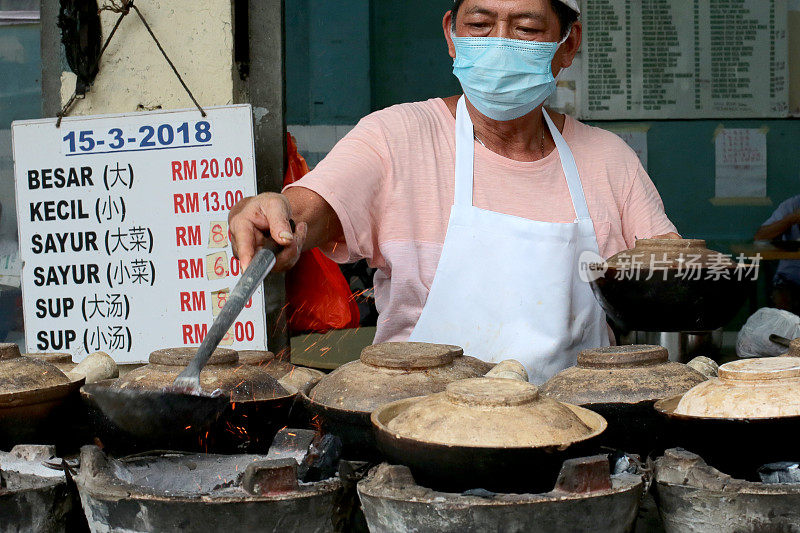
[84, 237, 286, 440]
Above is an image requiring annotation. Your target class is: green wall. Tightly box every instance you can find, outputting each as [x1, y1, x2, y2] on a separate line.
[0, 23, 41, 129]
[602, 120, 799, 252]
[286, 1, 800, 250]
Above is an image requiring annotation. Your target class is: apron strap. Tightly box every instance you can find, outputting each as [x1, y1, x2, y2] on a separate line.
[454, 96, 591, 222]
[542, 109, 591, 221]
[454, 96, 475, 207]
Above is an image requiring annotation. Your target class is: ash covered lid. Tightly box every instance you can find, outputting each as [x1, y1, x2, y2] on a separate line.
[540, 345, 706, 405]
[676, 357, 800, 419]
[0, 343, 71, 395]
[307, 342, 490, 413]
[382, 377, 605, 448]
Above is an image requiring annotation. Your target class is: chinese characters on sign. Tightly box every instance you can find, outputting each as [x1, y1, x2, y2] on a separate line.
[12, 105, 266, 363]
[714, 128, 768, 198]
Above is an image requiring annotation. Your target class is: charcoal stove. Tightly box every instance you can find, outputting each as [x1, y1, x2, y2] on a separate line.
[75, 444, 345, 533]
[655, 448, 800, 533]
[0, 444, 83, 532]
[357, 455, 645, 533]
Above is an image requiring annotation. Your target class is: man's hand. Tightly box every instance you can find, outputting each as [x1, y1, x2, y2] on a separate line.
[228, 192, 308, 271]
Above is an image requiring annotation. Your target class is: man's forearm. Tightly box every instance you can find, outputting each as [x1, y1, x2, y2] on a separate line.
[284, 187, 344, 252]
[755, 215, 796, 241]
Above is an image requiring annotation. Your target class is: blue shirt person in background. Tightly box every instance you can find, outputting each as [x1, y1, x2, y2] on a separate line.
[755, 195, 800, 314]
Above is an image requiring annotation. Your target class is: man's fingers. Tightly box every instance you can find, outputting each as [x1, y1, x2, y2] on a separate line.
[256, 195, 294, 247]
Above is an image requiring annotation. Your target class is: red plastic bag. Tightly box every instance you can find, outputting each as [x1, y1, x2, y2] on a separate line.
[284, 133, 360, 332]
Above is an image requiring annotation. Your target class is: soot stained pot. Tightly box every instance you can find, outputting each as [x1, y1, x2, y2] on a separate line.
[83, 348, 295, 453]
[372, 377, 607, 493]
[115, 347, 290, 401]
[656, 357, 800, 480]
[540, 345, 706, 457]
[237, 350, 324, 394]
[590, 239, 755, 332]
[0, 343, 84, 449]
[75, 446, 341, 533]
[301, 342, 491, 459]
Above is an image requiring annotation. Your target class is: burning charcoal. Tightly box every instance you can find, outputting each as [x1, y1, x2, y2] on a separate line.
[242, 458, 299, 495]
[298, 433, 343, 483]
[461, 488, 496, 498]
[758, 462, 800, 484]
[554, 455, 612, 494]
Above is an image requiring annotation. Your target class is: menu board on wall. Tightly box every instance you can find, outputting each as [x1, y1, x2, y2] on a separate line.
[580, 0, 789, 119]
[12, 105, 267, 363]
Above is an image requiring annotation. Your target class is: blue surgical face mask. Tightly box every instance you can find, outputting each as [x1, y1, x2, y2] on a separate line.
[452, 30, 570, 122]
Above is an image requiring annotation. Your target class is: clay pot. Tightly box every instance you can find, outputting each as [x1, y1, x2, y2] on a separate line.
[540, 345, 706, 456]
[384, 377, 603, 447]
[0, 343, 84, 448]
[675, 357, 800, 419]
[0, 344, 72, 393]
[113, 347, 289, 401]
[236, 350, 323, 395]
[591, 239, 754, 332]
[371, 377, 607, 493]
[307, 342, 491, 413]
[541, 345, 706, 406]
[302, 342, 491, 458]
[24, 352, 76, 374]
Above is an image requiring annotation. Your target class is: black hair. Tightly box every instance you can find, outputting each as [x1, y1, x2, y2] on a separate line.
[450, 0, 578, 38]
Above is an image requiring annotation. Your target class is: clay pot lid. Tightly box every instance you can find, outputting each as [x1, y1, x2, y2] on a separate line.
[446, 377, 540, 407]
[605, 238, 734, 269]
[0, 343, 70, 395]
[149, 347, 238, 366]
[578, 345, 668, 369]
[360, 342, 462, 370]
[675, 357, 800, 419]
[237, 350, 275, 366]
[307, 342, 489, 414]
[24, 353, 73, 365]
[382, 377, 605, 448]
[541, 344, 706, 406]
[718, 357, 800, 382]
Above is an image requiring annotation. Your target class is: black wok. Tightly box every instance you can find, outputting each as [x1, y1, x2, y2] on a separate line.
[591, 268, 755, 332]
[371, 397, 607, 494]
[299, 389, 378, 460]
[654, 395, 800, 481]
[82, 380, 295, 453]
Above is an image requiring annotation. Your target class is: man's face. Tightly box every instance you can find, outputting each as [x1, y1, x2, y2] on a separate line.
[443, 0, 581, 76]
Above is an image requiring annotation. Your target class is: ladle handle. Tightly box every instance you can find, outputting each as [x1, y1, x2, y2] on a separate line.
[769, 334, 792, 349]
[174, 223, 294, 389]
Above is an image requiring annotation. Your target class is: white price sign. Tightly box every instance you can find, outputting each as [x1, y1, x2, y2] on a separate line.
[12, 105, 267, 363]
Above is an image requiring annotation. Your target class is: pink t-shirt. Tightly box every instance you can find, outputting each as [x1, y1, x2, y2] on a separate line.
[286, 98, 677, 343]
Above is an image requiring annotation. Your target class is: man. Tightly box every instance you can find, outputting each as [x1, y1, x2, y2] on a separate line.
[229, 0, 679, 383]
[755, 195, 800, 314]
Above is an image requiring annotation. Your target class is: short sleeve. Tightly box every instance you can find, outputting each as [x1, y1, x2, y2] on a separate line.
[620, 163, 679, 247]
[762, 198, 798, 227]
[284, 116, 390, 265]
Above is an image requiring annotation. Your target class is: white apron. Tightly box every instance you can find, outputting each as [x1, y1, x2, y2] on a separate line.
[408, 96, 609, 384]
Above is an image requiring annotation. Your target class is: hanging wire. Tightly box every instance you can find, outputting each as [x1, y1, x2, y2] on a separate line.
[56, 0, 207, 127]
